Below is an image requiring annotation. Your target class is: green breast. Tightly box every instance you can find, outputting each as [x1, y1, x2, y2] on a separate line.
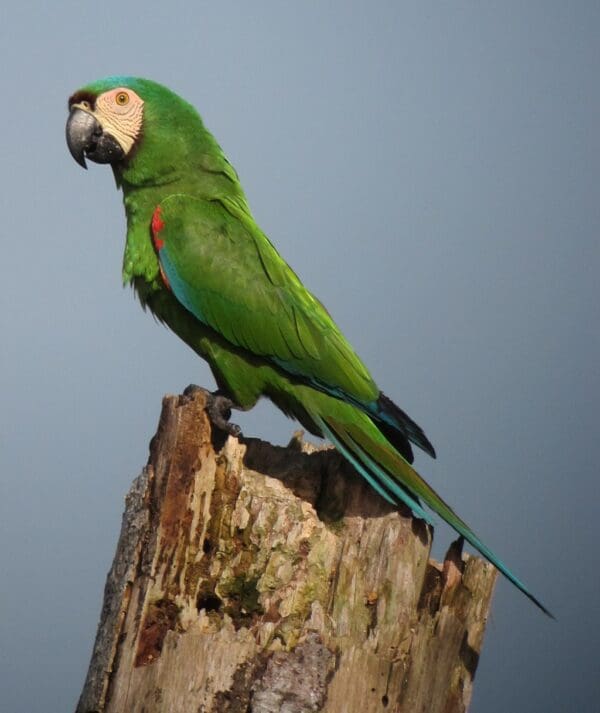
[121, 185, 164, 291]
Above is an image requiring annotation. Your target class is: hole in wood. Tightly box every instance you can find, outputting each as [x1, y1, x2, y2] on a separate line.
[196, 594, 222, 613]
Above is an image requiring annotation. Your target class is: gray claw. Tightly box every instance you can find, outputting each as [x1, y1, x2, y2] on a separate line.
[184, 385, 243, 437]
[207, 394, 243, 437]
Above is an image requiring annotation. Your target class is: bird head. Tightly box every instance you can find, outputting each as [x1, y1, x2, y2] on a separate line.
[66, 77, 211, 183]
[66, 76, 249, 208]
[66, 78, 148, 169]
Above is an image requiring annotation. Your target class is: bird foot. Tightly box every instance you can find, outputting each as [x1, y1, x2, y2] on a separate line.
[183, 384, 243, 438]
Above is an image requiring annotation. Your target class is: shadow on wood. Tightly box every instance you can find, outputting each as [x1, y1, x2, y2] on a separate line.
[76, 390, 497, 713]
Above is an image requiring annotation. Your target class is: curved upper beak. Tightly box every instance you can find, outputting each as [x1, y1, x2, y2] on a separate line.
[66, 108, 98, 169]
[66, 107, 125, 168]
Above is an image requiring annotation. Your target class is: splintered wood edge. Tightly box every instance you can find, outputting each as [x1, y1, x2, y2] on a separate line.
[76, 469, 151, 713]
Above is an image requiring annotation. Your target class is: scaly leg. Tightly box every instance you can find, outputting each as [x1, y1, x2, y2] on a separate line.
[183, 384, 245, 437]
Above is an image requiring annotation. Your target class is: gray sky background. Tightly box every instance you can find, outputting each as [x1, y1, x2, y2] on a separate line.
[1, 2, 598, 712]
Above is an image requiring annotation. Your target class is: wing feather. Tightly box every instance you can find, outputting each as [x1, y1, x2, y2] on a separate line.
[154, 193, 377, 404]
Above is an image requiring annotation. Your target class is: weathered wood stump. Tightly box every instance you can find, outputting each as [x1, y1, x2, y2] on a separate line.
[76, 390, 497, 713]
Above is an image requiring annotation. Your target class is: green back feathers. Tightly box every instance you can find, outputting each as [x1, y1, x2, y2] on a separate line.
[154, 193, 379, 404]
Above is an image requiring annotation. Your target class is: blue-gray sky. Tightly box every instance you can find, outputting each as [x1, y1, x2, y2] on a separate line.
[1, 2, 598, 712]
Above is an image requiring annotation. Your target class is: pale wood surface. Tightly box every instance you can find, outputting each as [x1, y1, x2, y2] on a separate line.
[76, 390, 497, 713]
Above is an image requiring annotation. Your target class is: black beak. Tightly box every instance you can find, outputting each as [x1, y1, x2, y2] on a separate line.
[66, 107, 125, 168]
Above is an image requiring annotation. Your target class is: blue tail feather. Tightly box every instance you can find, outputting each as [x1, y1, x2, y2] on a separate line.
[313, 410, 554, 618]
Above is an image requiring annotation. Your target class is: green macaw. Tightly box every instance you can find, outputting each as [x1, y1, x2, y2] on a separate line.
[66, 76, 551, 616]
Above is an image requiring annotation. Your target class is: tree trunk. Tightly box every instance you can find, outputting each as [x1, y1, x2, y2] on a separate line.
[76, 390, 497, 713]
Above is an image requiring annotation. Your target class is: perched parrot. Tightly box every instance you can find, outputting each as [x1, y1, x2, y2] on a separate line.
[66, 76, 551, 616]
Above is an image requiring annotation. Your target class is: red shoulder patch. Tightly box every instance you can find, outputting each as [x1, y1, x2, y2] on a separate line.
[151, 205, 165, 250]
[151, 205, 170, 289]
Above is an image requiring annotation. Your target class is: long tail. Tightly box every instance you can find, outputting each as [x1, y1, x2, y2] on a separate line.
[304, 394, 553, 617]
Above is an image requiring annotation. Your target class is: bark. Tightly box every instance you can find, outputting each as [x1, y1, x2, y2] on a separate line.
[76, 390, 497, 713]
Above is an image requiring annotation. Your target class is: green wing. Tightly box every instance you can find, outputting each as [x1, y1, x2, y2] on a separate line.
[153, 193, 378, 404]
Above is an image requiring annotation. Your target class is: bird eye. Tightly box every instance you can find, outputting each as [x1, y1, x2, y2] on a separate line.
[80, 100, 91, 110]
[115, 92, 129, 106]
